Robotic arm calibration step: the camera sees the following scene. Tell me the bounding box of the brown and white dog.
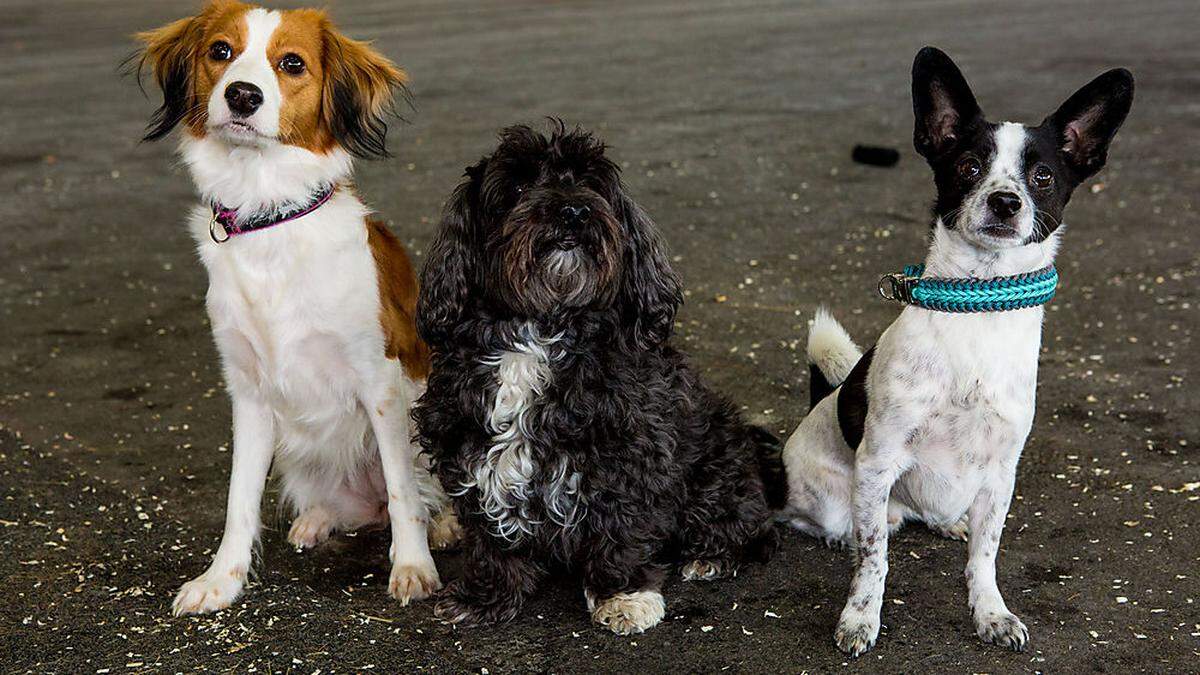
[133,0,459,616]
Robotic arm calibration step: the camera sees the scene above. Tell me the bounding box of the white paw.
[288,507,335,550]
[834,610,880,657]
[388,559,442,606]
[427,508,463,550]
[681,560,725,582]
[932,516,969,542]
[172,567,246,617]
[591,590,666,636]
[976,611,1029,651]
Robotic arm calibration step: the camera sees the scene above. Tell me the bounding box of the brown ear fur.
[133,1,250,140]
[133,15,205,140]
[321,28,407,159]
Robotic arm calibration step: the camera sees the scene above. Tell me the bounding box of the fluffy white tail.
[806,307,861,387]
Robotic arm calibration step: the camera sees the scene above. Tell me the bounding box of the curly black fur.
[413,123,784,629]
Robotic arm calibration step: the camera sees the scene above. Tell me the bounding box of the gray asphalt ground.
[1,0,1197,672]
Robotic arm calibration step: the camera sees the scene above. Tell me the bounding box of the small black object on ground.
[852,145,900,167]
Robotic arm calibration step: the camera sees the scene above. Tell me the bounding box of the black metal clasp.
[878,273,915,304]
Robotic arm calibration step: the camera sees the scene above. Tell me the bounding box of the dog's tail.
[806,307,862,409]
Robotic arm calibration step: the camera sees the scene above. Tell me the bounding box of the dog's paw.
[591,590,666,636]
[432,580,522,626]
[931,516,969,542]
[433,584,480,625]
[288,507,335,550]
[388,560,441,606]
[976,611,1029,651]
[427,508,463,550]
[681,559,727,582]
[834,612,880,657]
[172,567,246,617]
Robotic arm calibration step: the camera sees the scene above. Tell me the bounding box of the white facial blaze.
[969,122,1035,239]
[985,123,1029,196]
[207,9,283,139]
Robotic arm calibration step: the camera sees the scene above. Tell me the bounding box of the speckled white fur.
[784,124,1054,656]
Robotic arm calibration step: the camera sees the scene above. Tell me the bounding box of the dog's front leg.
[366,385,441,605]
[966,470,1028,651]
[834,445,909,656]
[583,539,666,636]
[172,392,275,616]
[435,530,543,625]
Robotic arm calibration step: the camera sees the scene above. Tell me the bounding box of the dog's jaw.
[924,215,1061,280]
[495,200,623,321]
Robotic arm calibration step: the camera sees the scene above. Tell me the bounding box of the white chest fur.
[189,191,392,471]
[462,330,581,542]
[874,306,1043,519]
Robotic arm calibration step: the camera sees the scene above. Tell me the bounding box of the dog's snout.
[224,81,264,117]
[560,204,591,225]
[986,191,1022,219]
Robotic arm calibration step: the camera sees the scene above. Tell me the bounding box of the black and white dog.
[413,123,784,635]
[782,48,1133,655]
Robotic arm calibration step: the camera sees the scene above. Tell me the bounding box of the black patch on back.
[836,345,875,451]
[809,363,835,410]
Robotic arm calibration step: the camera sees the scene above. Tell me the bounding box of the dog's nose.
[224,81,264,117]
[986,191,1022,219]
[560,204,591,225]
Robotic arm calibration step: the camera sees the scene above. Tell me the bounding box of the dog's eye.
[1030,165,1054,189]
[278,54,306,76]
[209,41,233,62]
[956,156,982,181]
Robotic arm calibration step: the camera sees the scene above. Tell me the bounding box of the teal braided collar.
[878,264,1058,313]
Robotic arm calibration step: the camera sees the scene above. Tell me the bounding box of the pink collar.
[208,184,336,243]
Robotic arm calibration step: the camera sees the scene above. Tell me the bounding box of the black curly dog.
[413,123,784,635]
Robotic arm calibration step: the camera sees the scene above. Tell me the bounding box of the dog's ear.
[1043,69,1134,180]
[417,162,484,346]
[132,14,205,141]
[321,25,407,159]
[912,46,982,159]
[617,195,683,349]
